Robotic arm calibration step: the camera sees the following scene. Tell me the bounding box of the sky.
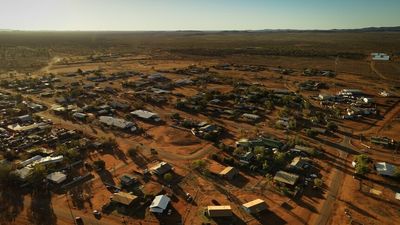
[0,0,399,31]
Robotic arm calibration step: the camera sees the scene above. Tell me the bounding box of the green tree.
[93,160,106,171]
[354,154,371,175]
[313,178,323,189]
[163,173,173,182]
[326,121,338,131]
[27,164,47,186]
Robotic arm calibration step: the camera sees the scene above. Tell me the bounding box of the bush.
[354,154,371,175]
[326,121,338,131]
[313,178,323,188]
[306,129,318,138]
[128,147,137,157]
[163,173,173,182]
[93,160,106,171]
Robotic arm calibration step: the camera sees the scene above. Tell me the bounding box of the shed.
[207,205,233,217]
[149,195,171,213]
[242,199,267,214]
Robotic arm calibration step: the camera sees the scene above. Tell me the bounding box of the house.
[119,174,137,187]
[17,115,32,123]
[375,162,397,177]
[19,155,43,167]
[219,166,238,180]
[242,113,260,121]
[46,172,67,184]
[318,94,334,101]
[207,205,233,217]
[111,192,138,207]
[149,195,171,213]
[273,171,299,186]
[242,199,267,214]
[130,110,161,122]
[72,112,87,120]
[338,89,364,97]
[292,145,315,155]
[99,116,136,132]
[289,157,311,170]
[371,53,390,61]
[150,162,172,176]
[14,167,33,180]
[361,97,374,104]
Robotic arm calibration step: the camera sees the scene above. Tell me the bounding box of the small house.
[150,162,172,176]
[273,171,299,186]
[120,174,137,187]
[130,110,161,122]
[375,162,397,177]
[111,192,138,207]
[149,195,171,213]
[207,205,232,217]
[46,172,67,184]
[242,199,267,214]
[219,166,238,180]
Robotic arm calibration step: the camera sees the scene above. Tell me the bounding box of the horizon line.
[1,25,400,33]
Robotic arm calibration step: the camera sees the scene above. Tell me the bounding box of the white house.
[149,195,171,213]
[375,162,397,177]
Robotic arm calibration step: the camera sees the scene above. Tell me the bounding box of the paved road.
[314,128,352,225]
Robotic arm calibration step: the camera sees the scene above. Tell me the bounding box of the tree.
[354,154,371,176]
[27,164,47,186]
[128,147,137,158]
[192,160,207,172]
[313,178,323,189]
[306,129,318,138]
[326,121,338,131]
[163,173,173,182]
[0,165,20,187]
[93,160,106,171]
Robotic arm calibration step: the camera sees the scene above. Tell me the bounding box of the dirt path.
[370,60,399,83]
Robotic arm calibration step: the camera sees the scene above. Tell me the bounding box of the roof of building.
[207,205,233,217]
[219,166,238,176]
[150,162,172,175]
[274,171,299,186]
[99,116,134,129]
[149,195,171,213]
[131,110,159,119]
[112,192,138,206]
[46,172,67,184]
[242,199,267,213]
[207,205,232,211]
[375,162,397,177]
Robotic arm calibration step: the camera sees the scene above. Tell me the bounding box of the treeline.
[171,48,365,59]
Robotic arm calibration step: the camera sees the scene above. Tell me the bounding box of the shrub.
[93,160,106,171]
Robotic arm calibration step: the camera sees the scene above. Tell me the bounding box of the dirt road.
[314,128,352,225]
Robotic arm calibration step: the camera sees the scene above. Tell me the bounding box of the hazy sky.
[1,0,399,30]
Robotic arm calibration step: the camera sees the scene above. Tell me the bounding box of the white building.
[371,53,390,61]
[149,195,171,213]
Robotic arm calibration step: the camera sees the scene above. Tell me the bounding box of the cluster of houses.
[317,89,378,119]
[0,92,99,188]
[206,198,268,218]
[212,63,266,72]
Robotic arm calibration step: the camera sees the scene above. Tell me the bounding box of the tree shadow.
[27,190,57,225]
[254,210,287,225]
[0,187,25,224]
